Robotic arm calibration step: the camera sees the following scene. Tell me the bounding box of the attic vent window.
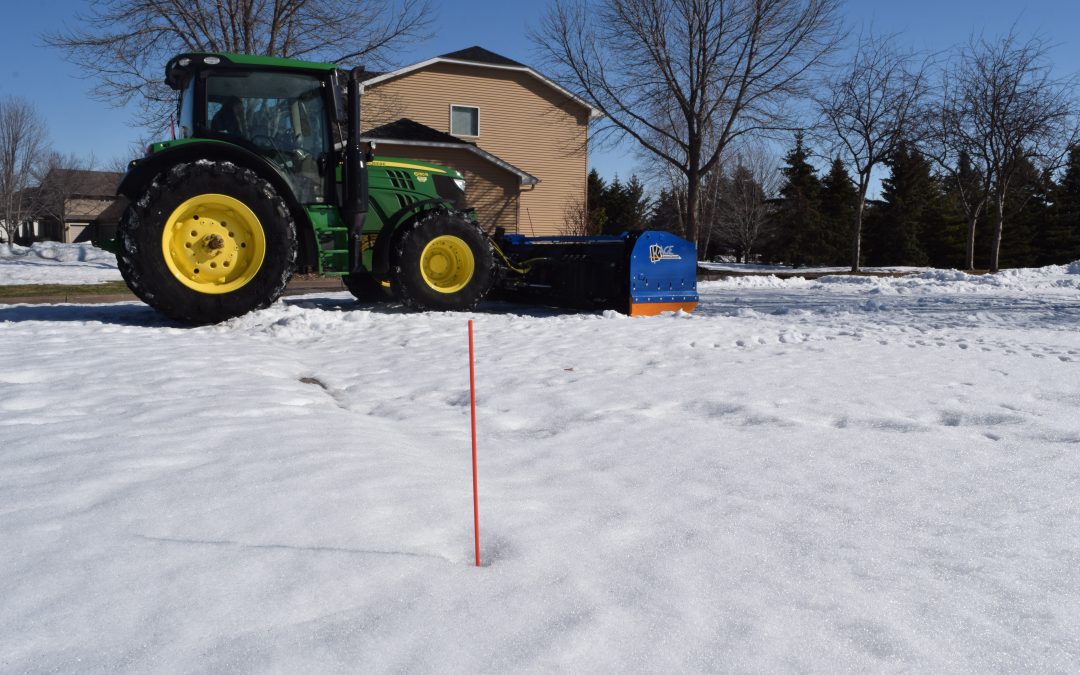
[450,105,479,137]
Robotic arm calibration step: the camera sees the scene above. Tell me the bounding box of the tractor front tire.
[390,212,495,311]
[117,161,297,324]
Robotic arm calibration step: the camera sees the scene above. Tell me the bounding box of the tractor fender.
[117,142,318,268]
[370,199,461,277]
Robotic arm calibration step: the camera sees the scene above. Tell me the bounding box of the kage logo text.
[649,243,682,263]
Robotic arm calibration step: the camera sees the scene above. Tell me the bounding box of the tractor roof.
[165,52,338,89]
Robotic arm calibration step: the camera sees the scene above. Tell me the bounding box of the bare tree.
[47,0,434,130]
[0,97,49,245]
[533,0,844,250]
[943,31,1079,272]
[715,148,781,262]
[924,108,990,270]
[817,32,930,271]
[562,195,592,235]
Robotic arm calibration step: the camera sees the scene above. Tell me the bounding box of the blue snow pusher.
[492,230,699,315]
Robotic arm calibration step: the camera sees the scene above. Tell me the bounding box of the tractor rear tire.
[343,271,391,302]
[117,161,297,324]
[390,211,495,311]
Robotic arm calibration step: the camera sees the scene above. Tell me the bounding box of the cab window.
[204,71,328,203]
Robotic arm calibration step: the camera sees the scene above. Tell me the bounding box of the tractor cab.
[167,54,337,204]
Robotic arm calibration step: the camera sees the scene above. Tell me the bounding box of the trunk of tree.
[851,182,868,272]
[989,192,1006,273]
[686,165,701,258]
[964,202,984,271]
[961,196,985,271]
[701,224,713,261]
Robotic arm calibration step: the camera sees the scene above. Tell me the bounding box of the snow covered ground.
[1,264,1079,671]
[0,242,121,285]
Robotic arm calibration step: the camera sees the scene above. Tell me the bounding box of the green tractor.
[107,53,698,324]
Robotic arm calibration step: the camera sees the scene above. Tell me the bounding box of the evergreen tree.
[770,133,822,266]
[998,158,1047,268]
[648,188,685,236]
[865,144,942,266]
[598,174,651,234]
[1042,146,1080,265]
[623,175,651,231]
[919,174,967,269]
[586,169,608,234]
[818,158,858,265]
[936,154,981,269]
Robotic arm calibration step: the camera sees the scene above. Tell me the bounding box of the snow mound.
[702,263,1080,298]
[701,275,814,289]
[0,241,114,264]
[916,269,974,282]
[0,242,120,285]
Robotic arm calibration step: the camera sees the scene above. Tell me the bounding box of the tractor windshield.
[204,71,328,203]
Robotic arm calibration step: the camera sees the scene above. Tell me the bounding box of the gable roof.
[439,46,526,68]
[362,46,599,119]
[364,118,468,146]
[42,169,123,197]
[362,118,539,186]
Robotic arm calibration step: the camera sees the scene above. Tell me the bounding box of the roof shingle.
[363,118,471,145]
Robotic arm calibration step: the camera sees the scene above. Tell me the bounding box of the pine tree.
[999,158,1047,268]
[770,133,822,266]
[866,144,941,266]
[648,189,684,236]
[935,155,980,269]
[818,158,857,265]
[919,175,967,269]
[586,169,608,234]
[623,175,651,231]
[1042,146,1080,265]
[598,174,651,234]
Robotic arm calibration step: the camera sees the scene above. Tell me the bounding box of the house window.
[450,105,479,137]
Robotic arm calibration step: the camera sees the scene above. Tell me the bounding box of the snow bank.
[1,271,1078,671]
[700,274,815,289]
[705,263,1080,297]
[0,242,120,285]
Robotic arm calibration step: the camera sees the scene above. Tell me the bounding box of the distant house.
[362,46,599,236]
[34,169,125,244]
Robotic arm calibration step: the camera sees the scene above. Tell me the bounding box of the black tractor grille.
[433,174,466,209]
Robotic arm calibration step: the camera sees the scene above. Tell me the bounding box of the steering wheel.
[251,134,280,156]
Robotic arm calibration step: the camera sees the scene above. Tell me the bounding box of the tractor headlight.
[454,178,466,193]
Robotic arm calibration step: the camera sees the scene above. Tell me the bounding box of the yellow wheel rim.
[161,194,266,294]
[420,235,475,294]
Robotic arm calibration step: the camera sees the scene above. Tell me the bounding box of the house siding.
[365,62,589,236]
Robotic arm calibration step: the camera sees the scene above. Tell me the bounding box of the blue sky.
[1,0,1078,180]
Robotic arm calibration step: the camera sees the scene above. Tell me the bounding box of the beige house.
[35,169,125,244]
[362,46,598,236]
